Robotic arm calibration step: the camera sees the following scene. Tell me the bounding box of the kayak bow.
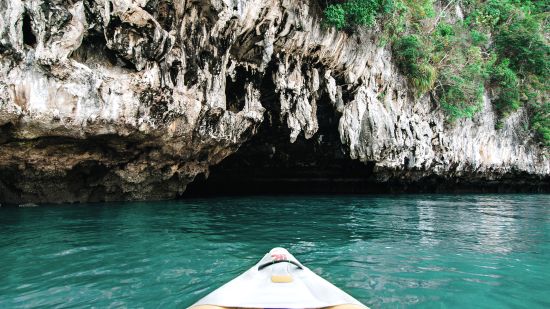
[189,247,368,309]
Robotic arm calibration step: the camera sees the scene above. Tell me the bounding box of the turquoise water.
[0,195,549,308]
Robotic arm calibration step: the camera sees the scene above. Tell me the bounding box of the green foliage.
[403,0,435,21]
[432,22,456,52]
[324,4,347,29]
[470,0,517,28]
[531,101,550,146]
[376,0,408,44]
[489,59,521,117]
[393,35,436,94]
[494,14,549,78]
[441,98,483,120]
[481,0,549,143]
[470,30,488,46]
[435,24,488,120]
[524,75,550,145]
[439,64,485,120]
[323,0,387,29]
[392,35,428,70]
[436,22,455,37]
[322,0,549,145]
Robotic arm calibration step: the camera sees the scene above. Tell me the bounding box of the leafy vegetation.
[393,35,436,95]
[323,0,389,29]
[322,0,550,146]
[489,59,521,119]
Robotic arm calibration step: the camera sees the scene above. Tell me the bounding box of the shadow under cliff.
[183,65,550,197]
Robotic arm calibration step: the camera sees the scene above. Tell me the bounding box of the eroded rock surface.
[0,0,548,203]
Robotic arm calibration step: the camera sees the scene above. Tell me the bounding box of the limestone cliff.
[0,0,548,203]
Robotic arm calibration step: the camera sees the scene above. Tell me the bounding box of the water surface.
[1,195,549,308]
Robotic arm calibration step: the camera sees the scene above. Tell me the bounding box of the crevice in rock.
[258,60,285,127]
[22,11,37,47]
[183,60,199,87]
[169,61,181,85]
[144,0,175,31]
[103,15,144,71]
[225,66,248,112]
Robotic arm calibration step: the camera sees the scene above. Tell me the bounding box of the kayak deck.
[188,248,369,309]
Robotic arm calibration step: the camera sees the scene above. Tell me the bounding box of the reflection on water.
[0,195,549,308]
[418,201,438,247]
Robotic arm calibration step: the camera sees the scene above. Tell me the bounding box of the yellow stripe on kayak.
[271,275,293,283]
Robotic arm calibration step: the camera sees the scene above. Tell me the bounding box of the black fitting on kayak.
[258,259,303,271]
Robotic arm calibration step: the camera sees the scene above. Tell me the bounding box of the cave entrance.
[183,65,379,196]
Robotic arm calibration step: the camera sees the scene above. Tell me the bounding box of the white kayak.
[189,248,368,309]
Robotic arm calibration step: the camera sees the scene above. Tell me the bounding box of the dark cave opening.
[0,123,14,145]
[184,64,381,196]
[70,32,120,67]
[22,11,37,47]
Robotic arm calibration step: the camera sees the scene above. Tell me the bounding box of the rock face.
[0,0,548,203]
